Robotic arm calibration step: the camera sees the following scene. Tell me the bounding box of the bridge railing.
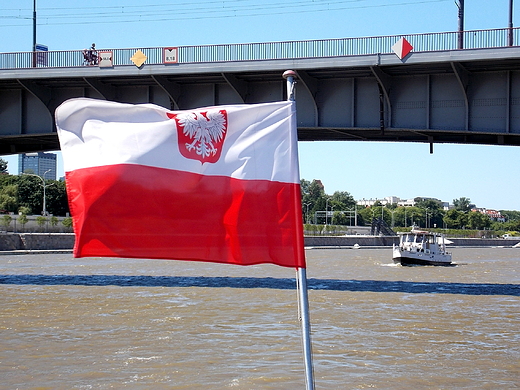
[1,27,519,70]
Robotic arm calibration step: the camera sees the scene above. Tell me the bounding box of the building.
[18,152,57,180]
[358,195,451,210]
[472,208,506,222]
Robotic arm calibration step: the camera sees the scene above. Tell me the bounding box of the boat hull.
[393,255,453,266]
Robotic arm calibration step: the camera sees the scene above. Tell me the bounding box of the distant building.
[472,208,506,222]
[358,195,451,210]
[357,196,400,207]
[18,152,57,180]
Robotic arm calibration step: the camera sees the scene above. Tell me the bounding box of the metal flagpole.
[282,69,315,390]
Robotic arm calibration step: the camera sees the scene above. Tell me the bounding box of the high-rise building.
[18,152,57,180]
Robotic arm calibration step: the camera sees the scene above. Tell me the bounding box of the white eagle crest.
[177,110,226,159]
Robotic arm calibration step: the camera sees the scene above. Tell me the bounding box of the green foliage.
[453,197,474,212]
[17,214,28,231]
[50,216,59,227]
[62,217,73,230]
[18,206,30,215]
[0,174,70,216]
[0,184,18,213]
[36,216,48,230]
[301,179,358,225]
[467,211,492,230]
[0,158,8,174]
[1,214,12,230]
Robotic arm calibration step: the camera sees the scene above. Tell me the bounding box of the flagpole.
[283,69,315,390]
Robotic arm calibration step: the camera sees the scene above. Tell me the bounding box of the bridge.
[1,28,520,154]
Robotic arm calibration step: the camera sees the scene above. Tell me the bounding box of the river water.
[0,247,518,389]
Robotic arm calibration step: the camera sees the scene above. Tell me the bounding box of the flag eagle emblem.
[168,109,228,164]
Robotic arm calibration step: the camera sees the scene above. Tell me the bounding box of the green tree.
[36,216,47,231]
[453,197,473,212]
[0,158,8,174]
[50,216,59,228]
[45,180,69,216]
[17,213,28,232]
[1,214,12,231]
[0,184,18,213]
[467,211,492,230]
[17,176,69,216]
[62,217,73,232]
[500,210,520,222]
[444,209,468,229]
[301,179,326,223]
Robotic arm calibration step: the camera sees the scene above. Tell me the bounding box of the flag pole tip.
[282,70,298,79]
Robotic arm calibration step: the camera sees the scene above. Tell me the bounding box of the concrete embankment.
[0,233,518,254]
[0,233,75,254]
[304,235,520,248]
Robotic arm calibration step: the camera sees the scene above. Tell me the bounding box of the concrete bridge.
[1,28,520,154]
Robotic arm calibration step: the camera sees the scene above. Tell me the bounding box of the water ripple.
[0,274,518,296]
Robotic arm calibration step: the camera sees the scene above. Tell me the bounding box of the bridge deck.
[1,29,520,154]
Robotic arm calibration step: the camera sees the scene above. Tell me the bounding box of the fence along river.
[0,247,518,389]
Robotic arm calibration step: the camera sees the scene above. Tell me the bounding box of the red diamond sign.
[392,37,413,60]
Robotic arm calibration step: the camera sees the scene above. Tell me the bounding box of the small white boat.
[393,229,452,266]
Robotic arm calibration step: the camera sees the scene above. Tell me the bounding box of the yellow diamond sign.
[130,50,147,67]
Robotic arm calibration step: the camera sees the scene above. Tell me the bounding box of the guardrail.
[1,27,519,70]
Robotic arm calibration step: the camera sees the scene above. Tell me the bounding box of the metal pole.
[509,0,514,46]
[33,0,37,67]
[297,267,315,390]
[282,69,315,390]
[22,169,52,216]
[42,169,51,216]
[457,0,464,49]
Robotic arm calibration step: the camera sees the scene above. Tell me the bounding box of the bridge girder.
[1,47,520,154]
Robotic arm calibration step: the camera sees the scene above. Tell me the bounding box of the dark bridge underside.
[0,127,516,156]
[2,47,520,154]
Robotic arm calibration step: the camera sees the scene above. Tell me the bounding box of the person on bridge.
[83,43,98,66]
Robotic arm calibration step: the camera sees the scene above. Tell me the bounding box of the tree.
[0,158,8,174]
[330,191,356,210]
[62,217,73,232]
[1,215,12,231]
[444,209,467,229]
[17,175,69,216]
[0,184,18,213]
[453,197,473,212]
[36,216,47,231]
[17,214,28,232]
[301,179,326,223]
[467,211,492,230]
[45,180,69,216]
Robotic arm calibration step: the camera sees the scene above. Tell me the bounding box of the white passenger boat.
[393,229,452,266]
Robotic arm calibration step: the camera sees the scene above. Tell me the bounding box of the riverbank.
[0,233,518,255]
[304,235,520,248]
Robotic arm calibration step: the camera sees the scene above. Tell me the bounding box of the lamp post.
[32,0,37,67]
[22,169,53,216]
[325,197,330,225]
[303,202,312,224]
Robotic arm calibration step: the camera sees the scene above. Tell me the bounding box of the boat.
[392,228,452,266]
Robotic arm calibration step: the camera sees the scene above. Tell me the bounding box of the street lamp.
[22,169,54,216]
[303,202,312,224]
[325,197,330,225]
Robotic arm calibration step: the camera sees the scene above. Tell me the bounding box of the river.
[0,247,518,389]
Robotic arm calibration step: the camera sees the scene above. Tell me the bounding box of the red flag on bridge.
[55,98,305,268]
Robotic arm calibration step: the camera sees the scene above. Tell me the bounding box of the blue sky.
[1,0,519,210]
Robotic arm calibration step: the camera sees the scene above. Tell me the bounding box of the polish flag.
[56,98,305,268]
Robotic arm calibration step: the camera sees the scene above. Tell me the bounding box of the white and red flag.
[55,98,305,268]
